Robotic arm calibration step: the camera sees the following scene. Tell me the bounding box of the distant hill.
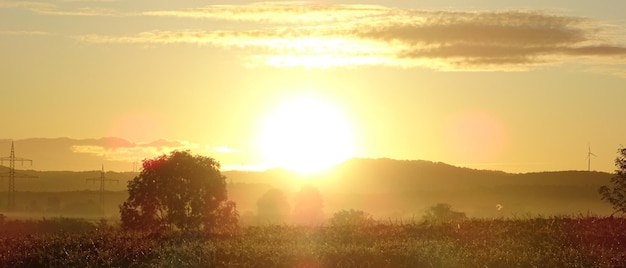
[215,158,613,193]
[0,166,135,192]
[0,157,612,192]
[321,158,612,193]
[0,158,615,217]
[222,158,615,217]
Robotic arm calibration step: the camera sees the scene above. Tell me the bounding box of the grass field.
[1,216,625,267]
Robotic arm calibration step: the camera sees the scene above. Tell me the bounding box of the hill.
[323,158,611,192]
[0,158,615,218]
[0,158,611,192]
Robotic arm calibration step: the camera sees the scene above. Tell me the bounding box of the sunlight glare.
[258,95,355,174]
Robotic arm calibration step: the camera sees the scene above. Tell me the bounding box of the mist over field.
[0,157,613,222]
[2,0,626,265]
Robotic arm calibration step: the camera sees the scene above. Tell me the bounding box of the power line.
[0,141,37,211]
[86,164,118,215]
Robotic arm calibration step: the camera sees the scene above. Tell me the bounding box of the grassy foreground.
[1,217,625,267]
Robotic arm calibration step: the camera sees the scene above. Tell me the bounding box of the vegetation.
[256,188,291,224]
[422,203,467,224]
[119,150,238,232]
[1,216,625,267]
[328,209,376,227]
[2,158,613,219]
[2,150,623,266]
[599,146,626,215]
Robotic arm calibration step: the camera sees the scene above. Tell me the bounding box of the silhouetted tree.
[293,185,324,225]
[256,188,291,224]
[119,150,238,231]
[328,209,376,227]
[599,146,626,215]
[422,203,466,224]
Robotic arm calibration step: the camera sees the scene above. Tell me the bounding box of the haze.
[2,0,626,174]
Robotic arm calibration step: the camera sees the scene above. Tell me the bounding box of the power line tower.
[132,158,139,173]
[0,141,36,211]
[86,164,118,215]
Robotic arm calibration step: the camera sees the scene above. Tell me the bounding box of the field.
[1,216,625,267]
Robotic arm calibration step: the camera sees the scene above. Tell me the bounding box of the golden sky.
[1,0,626,173]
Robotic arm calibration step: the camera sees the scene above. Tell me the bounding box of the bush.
[328,209,376,227]
[422,203,467,224]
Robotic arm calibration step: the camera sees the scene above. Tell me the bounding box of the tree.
[256,188,291,225]
[328,209,376,227]
[119,150,238,231]
[422,203,467,224]
[599,146,626,215]
[293,185,324,226]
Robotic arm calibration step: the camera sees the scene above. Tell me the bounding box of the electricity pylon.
[132,158,139,173]
[0,141,36,211]
[86,164,118,214]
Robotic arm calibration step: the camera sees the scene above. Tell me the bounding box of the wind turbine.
[587,143,596,172]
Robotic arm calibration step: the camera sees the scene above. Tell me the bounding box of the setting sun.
[257,94,355,174]
[3,0,626,265]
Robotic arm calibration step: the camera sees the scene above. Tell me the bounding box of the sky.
[1,0,626,173]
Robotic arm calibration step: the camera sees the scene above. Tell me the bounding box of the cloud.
[60,0,118,2]
[139,139,185,148]
[0,1,121,16]
[213,146,242,153]
[142,2,388,24]
[0,30,51,36]
[70,138,199,162]
[76,2,626,71]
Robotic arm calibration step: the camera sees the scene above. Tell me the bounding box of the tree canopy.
[256,188,291,225]
[599,146,626,215]
[328,209,376,227]
[119,150,238,231]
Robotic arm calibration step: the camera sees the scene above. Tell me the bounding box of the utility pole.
[133,158,139,173]
[0,141,36,211]
[86,164,118,215]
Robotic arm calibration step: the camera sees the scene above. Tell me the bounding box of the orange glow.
[444,111,507,163]
[107,112,166,142]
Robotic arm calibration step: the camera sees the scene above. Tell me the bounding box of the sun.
[257,95,355,175]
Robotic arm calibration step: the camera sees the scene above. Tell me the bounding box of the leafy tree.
[328,209,376,227]
[257,188,291,225]
[599,146,626,215]
[119,150,238,231]
[422,203,467,224]
[293,185,324,226]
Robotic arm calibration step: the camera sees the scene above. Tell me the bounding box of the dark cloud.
[566,45,626,56]
[77,2,626,71]
[360,11,589,46]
